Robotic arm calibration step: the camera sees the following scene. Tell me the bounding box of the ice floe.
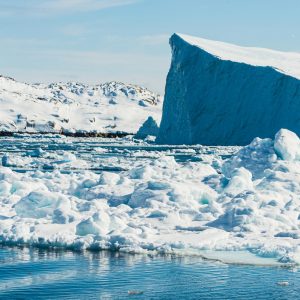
[0,129,300,265]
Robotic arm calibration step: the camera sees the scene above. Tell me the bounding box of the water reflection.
[0,246,299,299]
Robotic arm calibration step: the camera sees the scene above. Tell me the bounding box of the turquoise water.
[0,246,299,300]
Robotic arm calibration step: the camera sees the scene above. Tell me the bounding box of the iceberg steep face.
[157,34,300,145]
[135,116,159,139]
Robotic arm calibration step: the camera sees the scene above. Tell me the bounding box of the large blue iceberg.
[157,33,300,145]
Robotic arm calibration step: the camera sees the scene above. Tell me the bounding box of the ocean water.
[0,246,299,300]
[0,134,238,173]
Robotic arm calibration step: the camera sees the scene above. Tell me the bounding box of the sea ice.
[274,129,300,161]
[0,129,300,265]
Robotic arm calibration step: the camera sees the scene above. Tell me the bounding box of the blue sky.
[1,0,300,93]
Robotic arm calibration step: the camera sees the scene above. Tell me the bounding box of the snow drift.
[157,33,300,145]
[0,76,162,135]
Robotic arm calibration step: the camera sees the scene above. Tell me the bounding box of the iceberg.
[135,116,159,139]
[157,33,300,145]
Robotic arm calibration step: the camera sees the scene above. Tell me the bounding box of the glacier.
[0,76,162,135]
[157,33,300,145]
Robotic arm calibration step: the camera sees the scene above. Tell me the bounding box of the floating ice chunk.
[94,147,108,153]
[128,188,159,208]
[15,191,68,219]
[274,231,300,239]
[99,172,120,185]
[76,211,110,236]
[223,137,276,179]
[153,155,178,168]
[61,152,77,162]
[129,165,153,180]
[128,290,144,295]
[26,148,44,157]
[147,181,171,190]
[52,208,75,224]
[76,217,101,236]
[2,155,10,167]
[277,281,289,286]
[147,210,168,218]
[135,116,159,139]
[81,179,97,189]
[42,164,56,170]
[224,167,253,195]
[144,135,156,143]
[0,181,11,196]
[129,156,177,180]
[274,129,300,161]
[109,215,127,232]
[208,206,254,231]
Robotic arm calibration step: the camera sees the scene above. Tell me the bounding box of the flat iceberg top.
[176,33,300,80]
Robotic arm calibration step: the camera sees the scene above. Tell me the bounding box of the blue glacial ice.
[158,33,300,145]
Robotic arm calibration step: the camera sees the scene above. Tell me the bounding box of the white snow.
[177,33,300,80]
[0,129,300,265]
[274,129,300,161]
[0,77,162,134]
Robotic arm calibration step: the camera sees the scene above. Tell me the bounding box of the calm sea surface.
[0,246,299,300]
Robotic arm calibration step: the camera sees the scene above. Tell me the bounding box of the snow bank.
[157,33,300,145]
[1,129,300,265]
[0,77,162,134]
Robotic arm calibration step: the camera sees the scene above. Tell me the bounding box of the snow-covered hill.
[0,76,162,135]
[157,33,300,145]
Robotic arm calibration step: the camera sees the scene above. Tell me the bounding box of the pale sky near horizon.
[1,0,300,93]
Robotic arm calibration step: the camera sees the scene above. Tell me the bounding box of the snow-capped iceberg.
[157,33,300,145]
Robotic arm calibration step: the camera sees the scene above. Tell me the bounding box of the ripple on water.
[0,246,299,300]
